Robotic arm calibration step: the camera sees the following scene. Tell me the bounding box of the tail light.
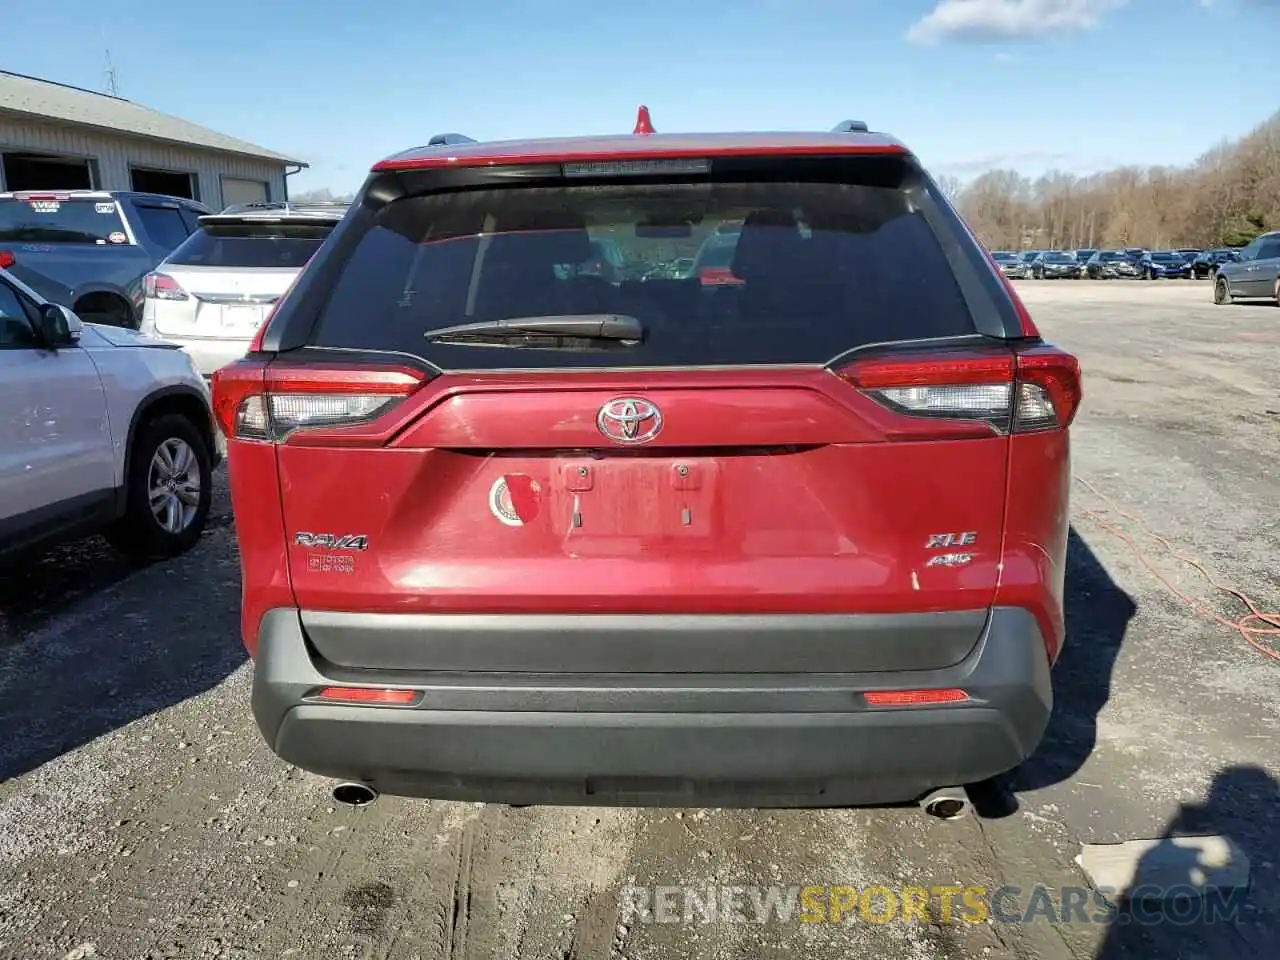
[143,272,189,301]
[211,361,428,444]
[840,347,1081,437]
[0,250,14,270]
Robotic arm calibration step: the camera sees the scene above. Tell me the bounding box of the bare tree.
[290,187,356,203]
[951,110,1280,250]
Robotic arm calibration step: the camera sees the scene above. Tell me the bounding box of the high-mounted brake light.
[840,347,1080,436]
[142,272,188,301]
[562,158,709,178]
[0,250,14,270]
[211,362,428,443]
[634,104,655,135]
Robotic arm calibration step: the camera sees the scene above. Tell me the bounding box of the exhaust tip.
[920,787,970,821]
[333,782,378,807]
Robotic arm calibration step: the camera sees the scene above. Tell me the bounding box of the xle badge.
[489,475,541,527]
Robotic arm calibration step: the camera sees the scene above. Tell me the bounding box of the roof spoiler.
[831,120,870,133]
[217,200,350,216]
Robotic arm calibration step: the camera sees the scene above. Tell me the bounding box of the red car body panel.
[269,365,1009,618]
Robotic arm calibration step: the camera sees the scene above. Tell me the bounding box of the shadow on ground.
[968,525,1138,817]
[1093,764,1276,959]
[0,528,245,782]
[0,536,144,642]
[0,467,233,642]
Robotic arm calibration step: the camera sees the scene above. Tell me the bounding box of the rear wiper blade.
[425,314,644,343]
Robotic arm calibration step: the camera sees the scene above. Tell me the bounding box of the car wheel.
[105,413,213,561]
[1213,277,1230,305]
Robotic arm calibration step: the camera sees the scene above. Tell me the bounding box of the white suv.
[138,202,347,375]
[0,266,218,562]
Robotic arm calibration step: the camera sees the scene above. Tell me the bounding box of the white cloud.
[933,150,1073,176]
[994,51,1017,61]
[907,0,1129,43]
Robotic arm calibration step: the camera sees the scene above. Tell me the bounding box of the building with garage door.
[0,71,305,209]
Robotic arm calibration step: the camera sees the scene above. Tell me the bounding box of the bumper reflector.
[311,686,420,705]
[864,688,969,707]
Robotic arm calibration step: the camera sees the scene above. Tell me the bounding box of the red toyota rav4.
[213,112,1080,812]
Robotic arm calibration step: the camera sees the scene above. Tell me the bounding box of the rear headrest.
[731,210,805,282]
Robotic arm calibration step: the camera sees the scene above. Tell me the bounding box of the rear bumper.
[251,607,1053,807]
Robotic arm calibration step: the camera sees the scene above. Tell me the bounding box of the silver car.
[138,202,347,374]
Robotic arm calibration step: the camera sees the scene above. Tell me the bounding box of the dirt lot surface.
[2,280,1277,960]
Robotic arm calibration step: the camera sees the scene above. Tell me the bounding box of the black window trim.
[259,154,1030,359]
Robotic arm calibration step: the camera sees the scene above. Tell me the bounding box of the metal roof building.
[0,71,306,209]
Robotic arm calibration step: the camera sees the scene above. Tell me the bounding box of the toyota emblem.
[597,397,662,444]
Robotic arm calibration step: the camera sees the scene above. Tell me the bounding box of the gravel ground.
[1,279,1276,960]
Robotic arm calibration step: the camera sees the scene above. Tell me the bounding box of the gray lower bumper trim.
[251,606,1052,807]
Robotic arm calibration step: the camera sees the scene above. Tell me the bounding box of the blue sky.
[2,0,1277,194]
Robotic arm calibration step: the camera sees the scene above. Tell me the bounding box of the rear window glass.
[309,179,976,368]
[0,198,129,244]
[166,222,332,268]
[134,204,190,250]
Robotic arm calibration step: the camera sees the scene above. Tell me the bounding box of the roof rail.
[831,120,869,133]
[427,133,478,147]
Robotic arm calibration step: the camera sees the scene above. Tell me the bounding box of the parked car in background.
[1085,250,1142,279]
[1175,248,1202,263]
[991,250,1029,278]
[1017,250,1042,269]
[214,115,1080,812]
[1139,250,1191,280]
[137,201,347,375]
[1213,231,1280,305]
[0,190,213,329]
[1073,249,1098,268]
[1030,250,1083,279]
[1190,248,1240,279]
[0,264,217,562]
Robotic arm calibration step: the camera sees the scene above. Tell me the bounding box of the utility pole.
[101,27,120,96]
[103,48,120,96]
